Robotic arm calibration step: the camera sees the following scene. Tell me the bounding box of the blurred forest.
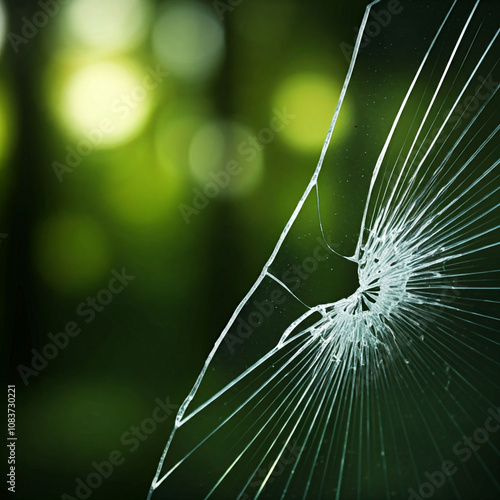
[2,0,376,498]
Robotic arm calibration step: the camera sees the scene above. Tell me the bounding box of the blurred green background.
[1,0,373,498]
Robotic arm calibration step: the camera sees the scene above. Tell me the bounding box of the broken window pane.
[148,1,500,498]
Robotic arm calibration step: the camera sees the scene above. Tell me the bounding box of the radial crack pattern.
[148,1,500,499]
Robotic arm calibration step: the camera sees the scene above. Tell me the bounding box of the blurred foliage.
[1,0,372,499]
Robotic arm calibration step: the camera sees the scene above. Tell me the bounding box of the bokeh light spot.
[272,72,351,152]
[188,121,263,197]
[61,0,151,54]
[50,59,156,148]
[155,106,209,177]
[34,213,111,294]
[152,1,224,83]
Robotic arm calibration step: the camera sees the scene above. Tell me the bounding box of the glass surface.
[148,1,500,499]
